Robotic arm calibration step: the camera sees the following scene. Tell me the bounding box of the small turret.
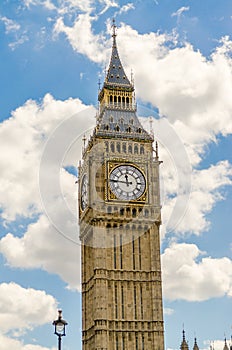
[223,338,229,350]
[193,337,199,350]
[180,330,189,350]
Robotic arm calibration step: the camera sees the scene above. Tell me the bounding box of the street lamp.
[53,310,68,350]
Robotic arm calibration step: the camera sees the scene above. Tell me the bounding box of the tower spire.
[96,22,153,142]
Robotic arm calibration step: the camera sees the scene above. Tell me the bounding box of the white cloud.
[118,3,135,14]
[164,308,174,316]
[0,16,20,33]
[171,6,190,19]
[23,0,118,15]
[0,94,96,290]
[0,214,81,290]
[0,16,28,50]
[98,0,119,15]
[53,13,109,63]
[162,243,232,301]
[0,93,91,221]
[115,25,232,143]
[0,282,57,334]
[162,160,232,235]
[0,333,56,350]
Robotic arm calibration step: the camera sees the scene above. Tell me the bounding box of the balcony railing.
[100,101,137,113]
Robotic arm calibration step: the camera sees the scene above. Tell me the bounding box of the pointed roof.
[180,330,189,350]
[223,338,229,350]
[193,338,199,350]
[95,20,153,142]
[104,20,133,89]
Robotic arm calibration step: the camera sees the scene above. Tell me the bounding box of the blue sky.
[0,1,232,350]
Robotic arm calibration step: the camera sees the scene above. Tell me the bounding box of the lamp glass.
[56,322,65,335]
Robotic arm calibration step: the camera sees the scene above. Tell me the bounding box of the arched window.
[128,144,132,153]
[122,143,126,153]
[140,145,144,154]
[134,145,138,154]
[110,95,113,103]
[132,208,136,217]
[120,208,124,216]
[116,143,120,152]
[111,142,115,152]
[118,96,121,103]
[114,95,117,103]
[115,125,120,132]
[127,127,131,133]
[126,97,129,104]
[105,141,109,152]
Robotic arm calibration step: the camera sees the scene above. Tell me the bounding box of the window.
[114,235,117,269]
[134,286,137,319]
[120,235,123,269]
[121,285,124,318]
[140,145,144,154]
[134,145,138,154]
[140,285,143,318]
[115,285,118,319]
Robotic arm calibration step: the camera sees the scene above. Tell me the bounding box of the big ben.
[79,21,165,350]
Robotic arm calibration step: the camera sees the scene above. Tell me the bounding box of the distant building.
[180,330,232,350]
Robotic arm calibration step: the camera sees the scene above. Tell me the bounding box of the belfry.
[78,21,165,350]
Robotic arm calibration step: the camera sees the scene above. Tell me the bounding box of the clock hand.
[110,179,132,185]
[125,174,129,187]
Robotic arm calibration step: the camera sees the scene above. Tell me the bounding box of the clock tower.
[79,22,165,350]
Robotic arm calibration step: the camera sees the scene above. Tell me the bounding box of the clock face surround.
[81,174,88,211]
[109,164,146,201]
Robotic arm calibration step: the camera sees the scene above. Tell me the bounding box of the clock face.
[81,174,88,210]
[109,164,146,201]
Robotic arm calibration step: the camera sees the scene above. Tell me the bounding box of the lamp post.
[53,310,68,350]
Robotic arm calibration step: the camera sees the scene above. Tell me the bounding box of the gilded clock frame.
[106,160,148,203]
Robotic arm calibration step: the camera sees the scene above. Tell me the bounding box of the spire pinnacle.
[112,18,117,38]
